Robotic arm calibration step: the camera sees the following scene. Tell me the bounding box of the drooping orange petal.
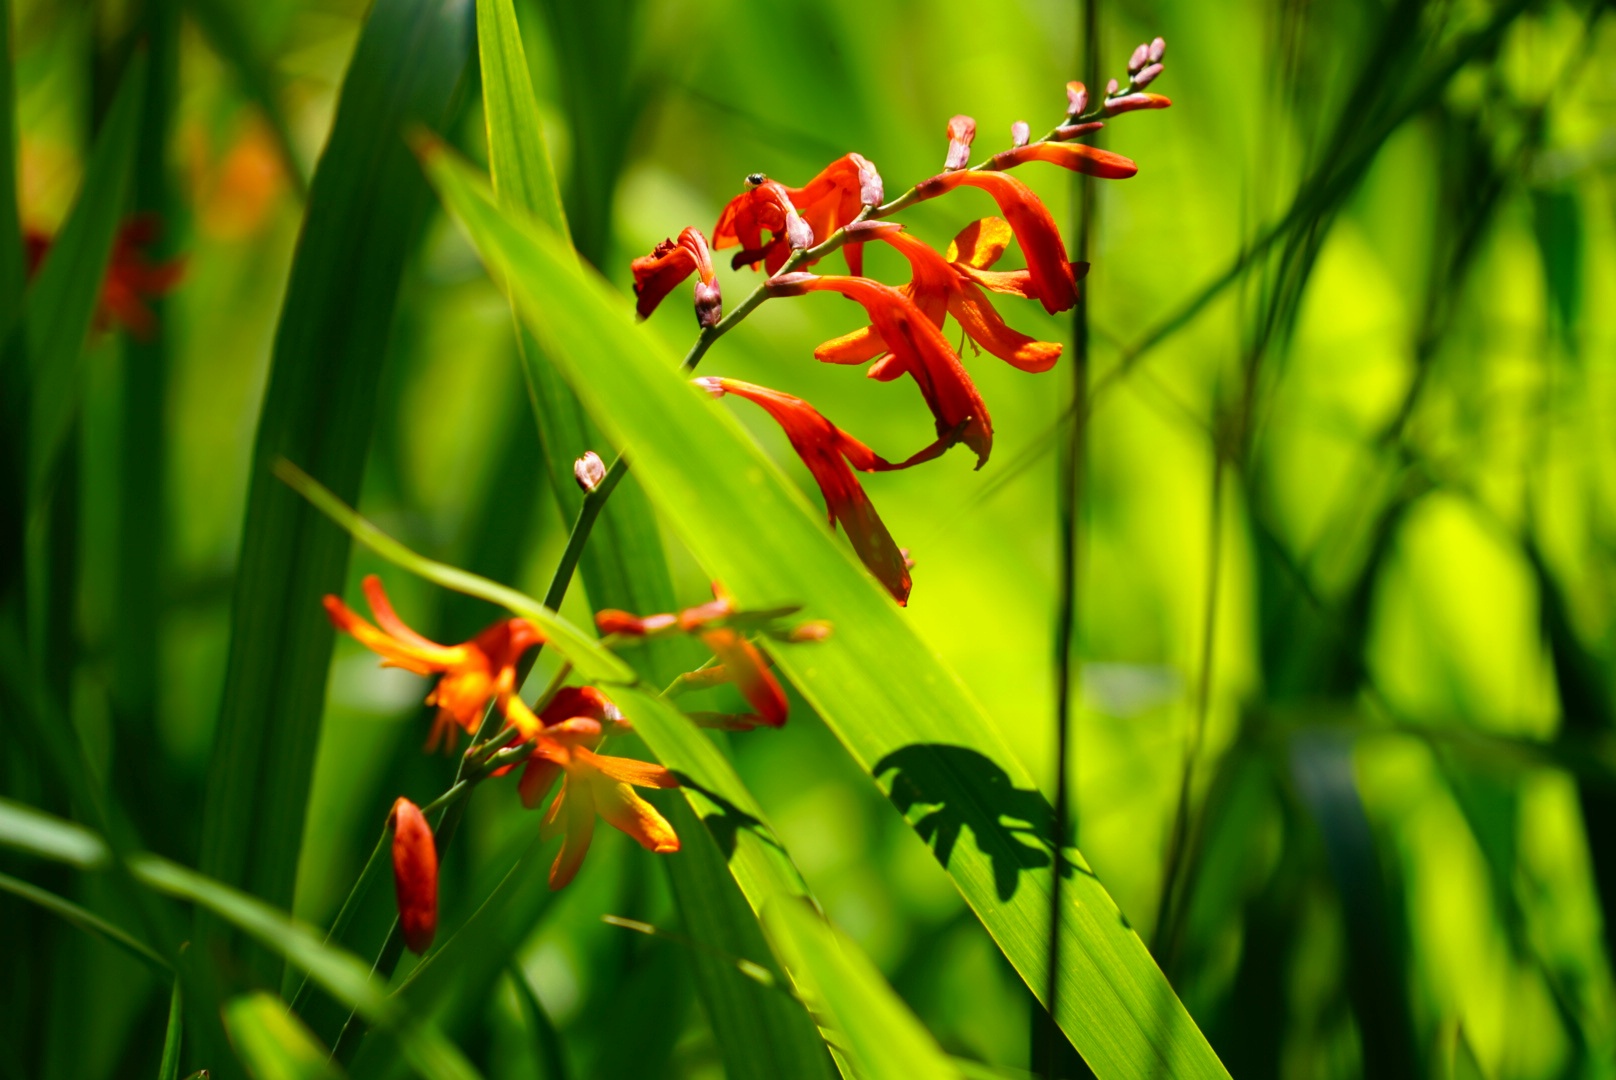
[985,141,1139,179]
[769,273,993,466]
[911,171,1076,315]
[576,747,679,789]
[814,324,889,365]
[701,627,790,724]
[946,217,1015,269]
[589,773,680,853]
[547,777,596,889]
[390,798,438,954]
[947,284,1063,372]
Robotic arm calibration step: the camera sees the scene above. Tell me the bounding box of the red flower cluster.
[26,216,184,339]
[631,56,1170,603]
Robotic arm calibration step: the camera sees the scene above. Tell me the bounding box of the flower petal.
[945,217,1015,269]
[590,774,680,853]
[986,141,1138,180]
[577,747,679,788]
[912,171,1077,315]
[548,778,596,889]
[948,284,1063,372]
[814,325,888,365]
[519,756,563,809]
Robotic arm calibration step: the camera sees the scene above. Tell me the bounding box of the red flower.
[783,153,885,275]
[814,220,1077,375]
[597,596,791,725]
[513,686,679,889]
[698,377,914,605]
[324,575,544,753]
[631,227,722,327]
[767,271,993,467]
[910,170,1078,314]
[711,178,813,274]
[26,215,184,339]
[390,798,438,954]
[982,140,1138,179]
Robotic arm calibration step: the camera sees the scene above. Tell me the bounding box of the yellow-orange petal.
[390,798,438,954]
[948,285,1063,373]
[361,575,452,656]
[590,774,680,853]
[945,217,1014,269]
[814,325,888,365]
[577,747,679,789]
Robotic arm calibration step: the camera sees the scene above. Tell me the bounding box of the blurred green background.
[3,0,1614,1076]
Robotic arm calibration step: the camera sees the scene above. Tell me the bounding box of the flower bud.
[391,798,438,955]
[693,279,722,328]
[944,114,976,171]
[573,451,606,492]
[693,376,727,398]
[1052,121,1105,141]
[851,152,884,207]
[1011,121,1031,148]
[785,209,814,250]
[1103,92,1172,116]
[1148,36,1166,63]
[1105,78,1120,97]
[1128,43,1150,74]
[1135,62,1164,88]
[1065,81,1088,118]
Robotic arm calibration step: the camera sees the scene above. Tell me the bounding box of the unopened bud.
[693,376,727,399]
[693,280,722,328]
[1135,62,1164,88]
[391,798,438,955]
[574,451,606,492]
[1066,81,1088,117]
[1011,121,1031,148]
[1128,43,1150,74]
[944,114,976,170]
[788,620,833,643]
[1103,92,1172,116]
[1148,36,1166,63]
[785,209,814,250]
[1106,78,1120,97]
[1053,121,1105,141]
[851,153,884,207]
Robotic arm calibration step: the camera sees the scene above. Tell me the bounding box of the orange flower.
[698,377,914,605]
[391,798,439,954]
[910,170,1078,315]
[768,271,993,467]
[711,177,813,274]
[783,153,884,275]
[815,220,1079,375]
[27,215,184,339]
[513,687,679,889]
[597,597,791,725]
[631,226,722,327]
[324,575,544,753]
[982,140,1138,179]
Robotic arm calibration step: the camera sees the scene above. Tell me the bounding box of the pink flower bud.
[1105,78,1120,96]
[1128,43,1149,73]
[851,152,884,207]
[785,209,814,250]
[1135,62,1164,88]
[944,114,976,171]
[1103,92,1172,116]
[1052,121,1105,141]
[1065,81,1088,117]
[1011,121,1030,148]
[1149,36,1166,63]
[693,376,727,398]
[693,279,722,328]
[573,451,606,492]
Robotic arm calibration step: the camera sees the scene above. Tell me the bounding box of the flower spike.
[631,227,722,327]
[700,377,915,604]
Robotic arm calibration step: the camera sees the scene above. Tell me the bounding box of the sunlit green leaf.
[223,993,346,1080]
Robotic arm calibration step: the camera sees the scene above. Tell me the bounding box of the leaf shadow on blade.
[875,744,1088,906]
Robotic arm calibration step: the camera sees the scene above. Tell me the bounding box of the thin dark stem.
[1043,3,1098,1075]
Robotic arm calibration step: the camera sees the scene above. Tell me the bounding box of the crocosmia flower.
[768,270,993,467]
[597,596,791,725]
[324,575,544,752]
[631,227,722,327]
[390,797,438,954]
[984,141,1137,178]
[514,687,679,889]
[911,170,1079,314]
[27,215,184,339]
[814,220,1073,375]
[698,377,914,604]
[712,177,813,273]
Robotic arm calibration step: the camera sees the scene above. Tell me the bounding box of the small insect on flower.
[712,179,814,273]
[390,798,438,954]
